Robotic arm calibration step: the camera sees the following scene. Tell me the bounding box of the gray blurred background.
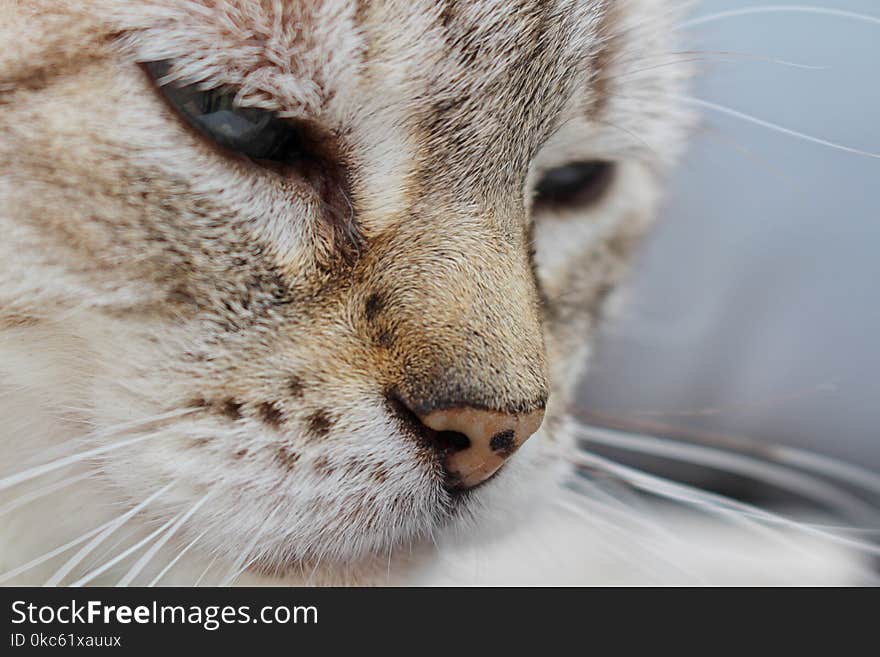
[578,0,880,485]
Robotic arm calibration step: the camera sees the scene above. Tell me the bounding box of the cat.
[0,0,873,586]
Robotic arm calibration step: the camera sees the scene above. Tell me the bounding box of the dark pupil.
[534,161,614,208]
[145,61,299,162]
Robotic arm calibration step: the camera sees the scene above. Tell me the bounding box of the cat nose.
[417,405,545,489]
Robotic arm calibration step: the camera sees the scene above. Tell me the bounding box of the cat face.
[0,0,692,579]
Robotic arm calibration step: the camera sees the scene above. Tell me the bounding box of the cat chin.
[228,438,569,585]
[186,434,572,586]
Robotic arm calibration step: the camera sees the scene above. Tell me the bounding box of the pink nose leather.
[418,406,545,488]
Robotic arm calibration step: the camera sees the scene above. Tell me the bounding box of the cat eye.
[533,161,615,210]
[144,61,301,163]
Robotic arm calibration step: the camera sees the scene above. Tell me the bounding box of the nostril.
[430,430,471,454]
[489,429,516,456]
[387,394,470,455]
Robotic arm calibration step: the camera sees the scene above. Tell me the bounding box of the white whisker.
[220,505,282,586]
[1,434,152,493]
[697,125,801,185]
[0,491,159,584]
[193,554,219,587]
[569,473,685,545]
[569,463,829,568]
[148,529,208,587]
[672,49,829,70]
[682,5,880,29]
[13,407,194,474]
[616,50,829,84]
[0,521,111,584]
[681,96,880,159]
[569,449,880,557]
[574,413,880,497]
[774,447,880,498]
[571,421,880,522]
[0,408,197,491]
[0,469,95,518]
[70,512,183,587]
[82,524,143,576]
[43,482,174,586]
[115,491,213,586]
[224,554,261,587]
[554,494,709,583]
